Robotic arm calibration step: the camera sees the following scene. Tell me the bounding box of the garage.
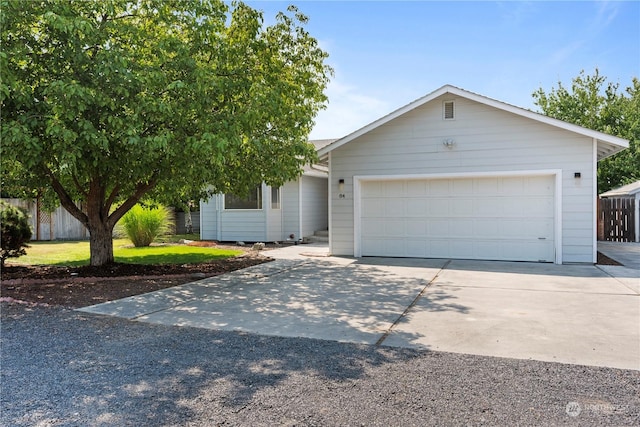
[358,175,556,262]
[319,85,629,264]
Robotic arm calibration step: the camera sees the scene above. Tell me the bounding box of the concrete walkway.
[598,241,640,269]
[79,244,640,370]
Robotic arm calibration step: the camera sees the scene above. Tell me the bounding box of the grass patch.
[7,238,242,267]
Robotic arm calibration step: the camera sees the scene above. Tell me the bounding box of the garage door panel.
[360,175,555,262]
[384,181,404,197]
[429,180,450,195]
[384,220,405,235]
[361,198,384,214]
[449,220,474,237]
[406,199,429,216]
[406,220,428,236]
[406,180,428,197]
[429,199,450,215]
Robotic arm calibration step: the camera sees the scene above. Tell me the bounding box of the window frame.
[224,186,263,210]
[270,186,281,210]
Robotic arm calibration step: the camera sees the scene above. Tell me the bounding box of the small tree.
[0,201,32,266]
[533,70,639,192]
[118,204,173,247]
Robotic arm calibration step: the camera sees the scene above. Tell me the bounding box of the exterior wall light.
[443,138,455,148]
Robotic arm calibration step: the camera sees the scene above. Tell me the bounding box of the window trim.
[224,186,263,210]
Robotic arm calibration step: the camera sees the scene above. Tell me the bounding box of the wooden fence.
[1,198,88,241]
[598,198,636,242]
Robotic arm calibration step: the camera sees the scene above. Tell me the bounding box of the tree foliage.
[0,201,32,266]
[533,70,639,192]
[1,0,332,265]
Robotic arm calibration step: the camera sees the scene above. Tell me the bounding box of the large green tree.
[1,0,331,265]
[533,70,639,192]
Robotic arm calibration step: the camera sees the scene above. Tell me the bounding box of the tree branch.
[108,173,160,227]
[104,183,121,213]
[71,172,88,196]
[44,166,89,227]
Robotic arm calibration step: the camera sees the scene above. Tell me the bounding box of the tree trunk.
[88,220,115,266]
[184,204,193,234]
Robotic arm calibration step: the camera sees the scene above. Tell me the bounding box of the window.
[443,100,455,120]
[271,187,281,209]
[225,186,262,210]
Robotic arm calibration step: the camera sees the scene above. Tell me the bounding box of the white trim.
[328,152,333,252]
[318,85,628,160]
[298,177,303,241]
[353,169,563,264]
[635,198,640,242]
[263,183,268,240]
[555,171,563,265]
[216,194,222,241]
[592,138,598,264]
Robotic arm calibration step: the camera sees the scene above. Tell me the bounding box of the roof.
[310,139,338,150]
[600,180,640,198]
[317,85,629,161]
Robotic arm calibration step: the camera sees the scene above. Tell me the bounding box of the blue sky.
[246,1,640,139]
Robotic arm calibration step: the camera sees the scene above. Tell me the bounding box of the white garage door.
[360,175,555,262]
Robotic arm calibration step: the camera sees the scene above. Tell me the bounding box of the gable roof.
[600,180,640,197]
[317,84,629,161]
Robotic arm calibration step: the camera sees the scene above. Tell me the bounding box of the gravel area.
[2,303,639,426]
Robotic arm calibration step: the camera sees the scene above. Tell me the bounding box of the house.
[199,140,334,243]
[599,180,640,242]
[317,85,628,264]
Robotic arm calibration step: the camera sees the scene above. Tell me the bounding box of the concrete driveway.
[80,244,640,370]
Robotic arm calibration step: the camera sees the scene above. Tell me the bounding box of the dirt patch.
[1,252,272,309]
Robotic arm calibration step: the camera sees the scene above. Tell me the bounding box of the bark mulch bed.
[1,251,272,309]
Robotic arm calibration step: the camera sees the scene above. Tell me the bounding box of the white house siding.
[200,191,268,242]
[300,175,328,238]
[219,209,266,242]
[199,196,219,240]
[281,179,301,241]
[330,95,595,263]
[266,185,283,241]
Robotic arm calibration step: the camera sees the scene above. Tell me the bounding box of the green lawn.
[8,238,242,267]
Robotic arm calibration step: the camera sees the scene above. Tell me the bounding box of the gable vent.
[443,100,455,120]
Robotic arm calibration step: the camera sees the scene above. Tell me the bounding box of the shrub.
[1,201,32,266]
[118,204,173,247]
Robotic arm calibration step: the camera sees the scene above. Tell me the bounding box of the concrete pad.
[383,260,640,371]
[597,265,640,294]
[78,259,310,319]
[83,255,447,345]
[78,244,640,371]
[598,242,640,270]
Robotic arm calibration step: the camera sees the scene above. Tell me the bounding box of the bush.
[1,201,32,266]
[118,204,173,247]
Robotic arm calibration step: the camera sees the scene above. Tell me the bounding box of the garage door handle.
[538,237,546,240]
